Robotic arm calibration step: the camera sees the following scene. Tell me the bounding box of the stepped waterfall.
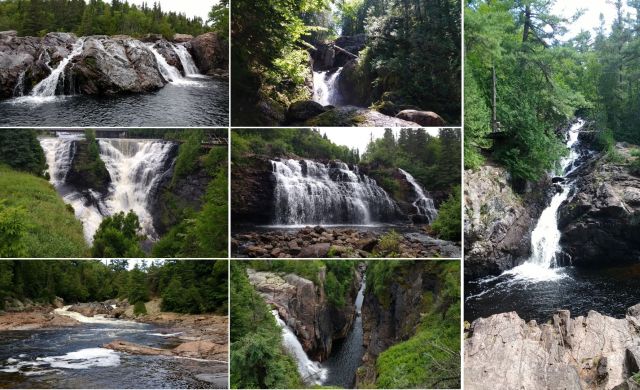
[40,134,176,243]
[313,68,343,106]
[398,168,438,223]
[271,159,401,225]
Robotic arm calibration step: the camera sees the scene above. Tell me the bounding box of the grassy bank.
[0,165,89,257]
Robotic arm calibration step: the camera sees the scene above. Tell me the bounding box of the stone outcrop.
[71,36,166,95]
[558,143,640,267]
[312,34,366,71]
[189,32,228,74]
[464,164,551,278]
[233,226,460,259]
[304,105,420,127]
[286,100,328,124]
[395,109,446,126]
[230,155,277,225]
[247,267,362,361]
[65,139,112,194]
[465,305,640,390]
[0,31,79,98]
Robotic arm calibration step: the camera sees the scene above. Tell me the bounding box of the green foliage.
[463,70,491,170]
[172,130,204,184]
[232,129,360,165]
[372,230,402,258]
[0,200,29,258]
[230,262,304,389]
[0,0,214,39]
[153,145,228,258]
[208,0,229,41]
[67,130,110,190]
[432,186,462,242]
[629,150,640,176]
[133,301,147,315]
[0,130,46,175]
[0,260,226,315]
[368,261,461,388]
[362,128,461,193]
[0,165,88,258]
[91,211,146,258]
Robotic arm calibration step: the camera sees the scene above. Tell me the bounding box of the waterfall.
[147,44,196,86]
[313,67,343,106]
[272,310,327,385]
[13,71,26,97]
[172,43,201,76]
[506,120,586,281]
[29,38,85,98]
[398,168,438,223]
[39,134,175,243]
[271,159,401,226]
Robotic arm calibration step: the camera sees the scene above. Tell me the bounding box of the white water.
[147,44,198,86]
[172,43,202,77]
[40,134,175,243]
[271,159,400,225]
[25,39,85,102]
[54,306,139,326]
[0,348,120,375]
[313,67,343,106]
[505,120,586,282]
[398,168,438,223]
[272,310,327,385]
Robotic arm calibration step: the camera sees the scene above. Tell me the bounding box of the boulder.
[305,105,420,127]
[287,100,327,123]
[395,109,446,126]
[299,243,331,258]
[71,36,166,95]
[190,32,227,74]
[141,33,164,42]
[172,34,193,43]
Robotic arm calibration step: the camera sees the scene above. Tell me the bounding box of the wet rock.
[104,340,173,356]
[195,374,228,388]
[72,36,166,95]
[464,165,551,278]
[299,243,331,258]
[558,143,640,267]
[304,105,421,127]
[152,40,184,74]
[395,109,446,126]
[286,100,327,123]
[69,302,111,317]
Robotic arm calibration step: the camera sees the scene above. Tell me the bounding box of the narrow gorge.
[230,260,461,389]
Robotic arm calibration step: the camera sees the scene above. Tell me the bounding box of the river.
[0,310,226,388]
[464,120,640,323]
[0,78,228,127]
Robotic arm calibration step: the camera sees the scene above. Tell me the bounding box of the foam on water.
[0,348,119,376]
[54,306,139,326]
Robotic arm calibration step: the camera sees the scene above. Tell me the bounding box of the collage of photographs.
[0,0,639,389]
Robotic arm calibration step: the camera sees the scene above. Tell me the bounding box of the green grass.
[0,165,89,257]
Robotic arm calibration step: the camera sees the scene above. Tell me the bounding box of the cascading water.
[39,134,176,243]
[503,120,585,281]
[13,71,26,97]
[271,310,327,385]
[313,68,343,106]
[398,168,438,223]
[148,44,188,84]
[271,159,401,226]
[172,44,202,77]
[29,39,85,99]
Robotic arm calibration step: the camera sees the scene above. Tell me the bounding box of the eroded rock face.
[230,155,277,225]
[558,143,640,266]
[189,32,227,74]
[464,165,550,278]
[0,31,79,98]
[71,36,166,95]
[247,268,361,361]
[465,307,640,390]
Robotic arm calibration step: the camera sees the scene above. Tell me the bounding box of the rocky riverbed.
[232,225,460,258]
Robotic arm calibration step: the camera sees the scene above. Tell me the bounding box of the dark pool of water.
[0,323,226,388]
[0,78,228,127]
[465,264,640,323]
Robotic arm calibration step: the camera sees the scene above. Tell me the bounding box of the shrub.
[432,186,462,241]
[133,301,147,316]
